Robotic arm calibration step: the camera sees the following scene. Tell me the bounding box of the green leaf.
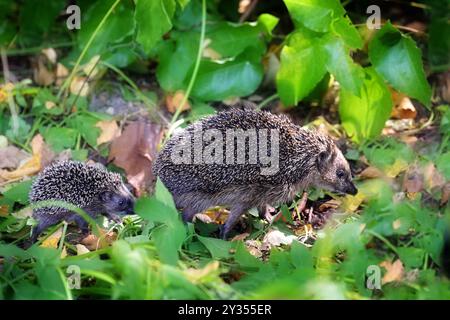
[192,54,264,101]
[276,32,327,106]
[397,247,425,268]
[257,13,280,36]
[323,34,364,96]
[5,117,31,143]
[41,127,77,152]
[436,151,450,179]
[284,0,345,32]
[156,32,198,92]
[78,0,134,62]
[339,68,393,142]
[207,22,265,58]
[3,180,32,205]
[135,0,176,54]
[67,113,100,148]
[134,180,186,265]
[197,235,236,259]
[332,16,363,49]
[369,22,431,106]
[290,241,313,269]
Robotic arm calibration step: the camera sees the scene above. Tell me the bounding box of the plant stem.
[257,93,278,110]
[169,0,206,128]
[57,0,122,100]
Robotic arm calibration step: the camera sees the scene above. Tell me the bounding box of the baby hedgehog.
[29,160,135,243]
[154,108,357,239]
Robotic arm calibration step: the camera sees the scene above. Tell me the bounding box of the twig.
[239,0,259,23]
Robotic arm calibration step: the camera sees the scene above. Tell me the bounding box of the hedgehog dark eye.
[118,199,125,206]
[336,169,345,179]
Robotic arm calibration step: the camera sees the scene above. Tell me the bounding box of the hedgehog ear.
[316,149,331,172]
[99,191,113,202]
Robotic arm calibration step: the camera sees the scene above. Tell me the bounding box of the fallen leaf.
[392,219,401,230]
[385,158,409,178]
[76,244,90,255]
[184,261,220,284]
[318,199,341,212]
[391,91,417,119]
[165,91,191,113]
[108,120,163,195]
[423,162,445,190]
[360,166,383,179]
[45,101,56,110]
[81,229,117,250]
[380,259,404,284]
[30,134,55,168]
[70,76,89,97]
[42,48,57,64]
[40,227,63,248]
[55,63,69,86]
[231,232,250,242]
[0,145,29,169]
[441,183,450,206]
[33,56,55,86]
[263,230,297,247]
[0,204,9,217]
[203,207,229,225]
[245,239,263,258]
[82,55,101,78]
[95,120,121,145]
[341,192,365,212]
[402,164,423,193]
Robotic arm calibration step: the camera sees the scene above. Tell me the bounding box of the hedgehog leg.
[73,215,90,235]
[182,207,198,222]
[220,205,248,240]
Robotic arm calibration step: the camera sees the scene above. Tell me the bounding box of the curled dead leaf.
[165,91,191,113]
[42,48,57,64]
[0,145,29,170]
[55,63,69,86]
[360,166,383,179]
[33,56,55,86]
[70,76,89,97]
[81,229,117,250]
[380,259,404,284]
[76,244,90,255]
[391,91,417,119]
[40,227,63,248]
[402,164,423,193]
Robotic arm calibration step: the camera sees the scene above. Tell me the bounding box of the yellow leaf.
[165,90,191,113]
[341,192,365,212]
[76,244,90,255]
[385,158,408,178]
[40,227,63,248]
[184,261,220,284]
[95,120,121,145]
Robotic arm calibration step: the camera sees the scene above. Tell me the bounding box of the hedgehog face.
[100,184,135,216]
[314,146,357,195]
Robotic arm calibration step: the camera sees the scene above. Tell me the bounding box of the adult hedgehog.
[154,108,357,239]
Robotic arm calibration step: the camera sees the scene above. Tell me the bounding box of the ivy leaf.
[135,0,176,54]
[192,53,263,101]
[276,32,327,106]
[332,16,363,49]
[323,34,364,96]
[339,68,393,143]
[41,127,77,152]
[284,0,345,32]
[369,22,431,106]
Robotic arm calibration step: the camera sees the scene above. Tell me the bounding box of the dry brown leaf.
[423,162,445,190]
[391,91,417,119]
[360,166,383,179]
[70,76,89,97]
[30,134,55,169]
[45,101,56,110]
[108,120,163,195]
[33,57,55,86]
[165,91,191,113]
[0,145,29,169]
[318,199,341,212]
[81,229,117,250]
[380,259,404,284]
[42,48,57,64]
[95,120,121,145]
[441,183,450,206]
[402,165,423,193]
[40,227,63,248]
[0,204,9,217]
[231,232,250,242]
[0,154,40,181]
[263,230,297,247]
[55,63,69,86]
